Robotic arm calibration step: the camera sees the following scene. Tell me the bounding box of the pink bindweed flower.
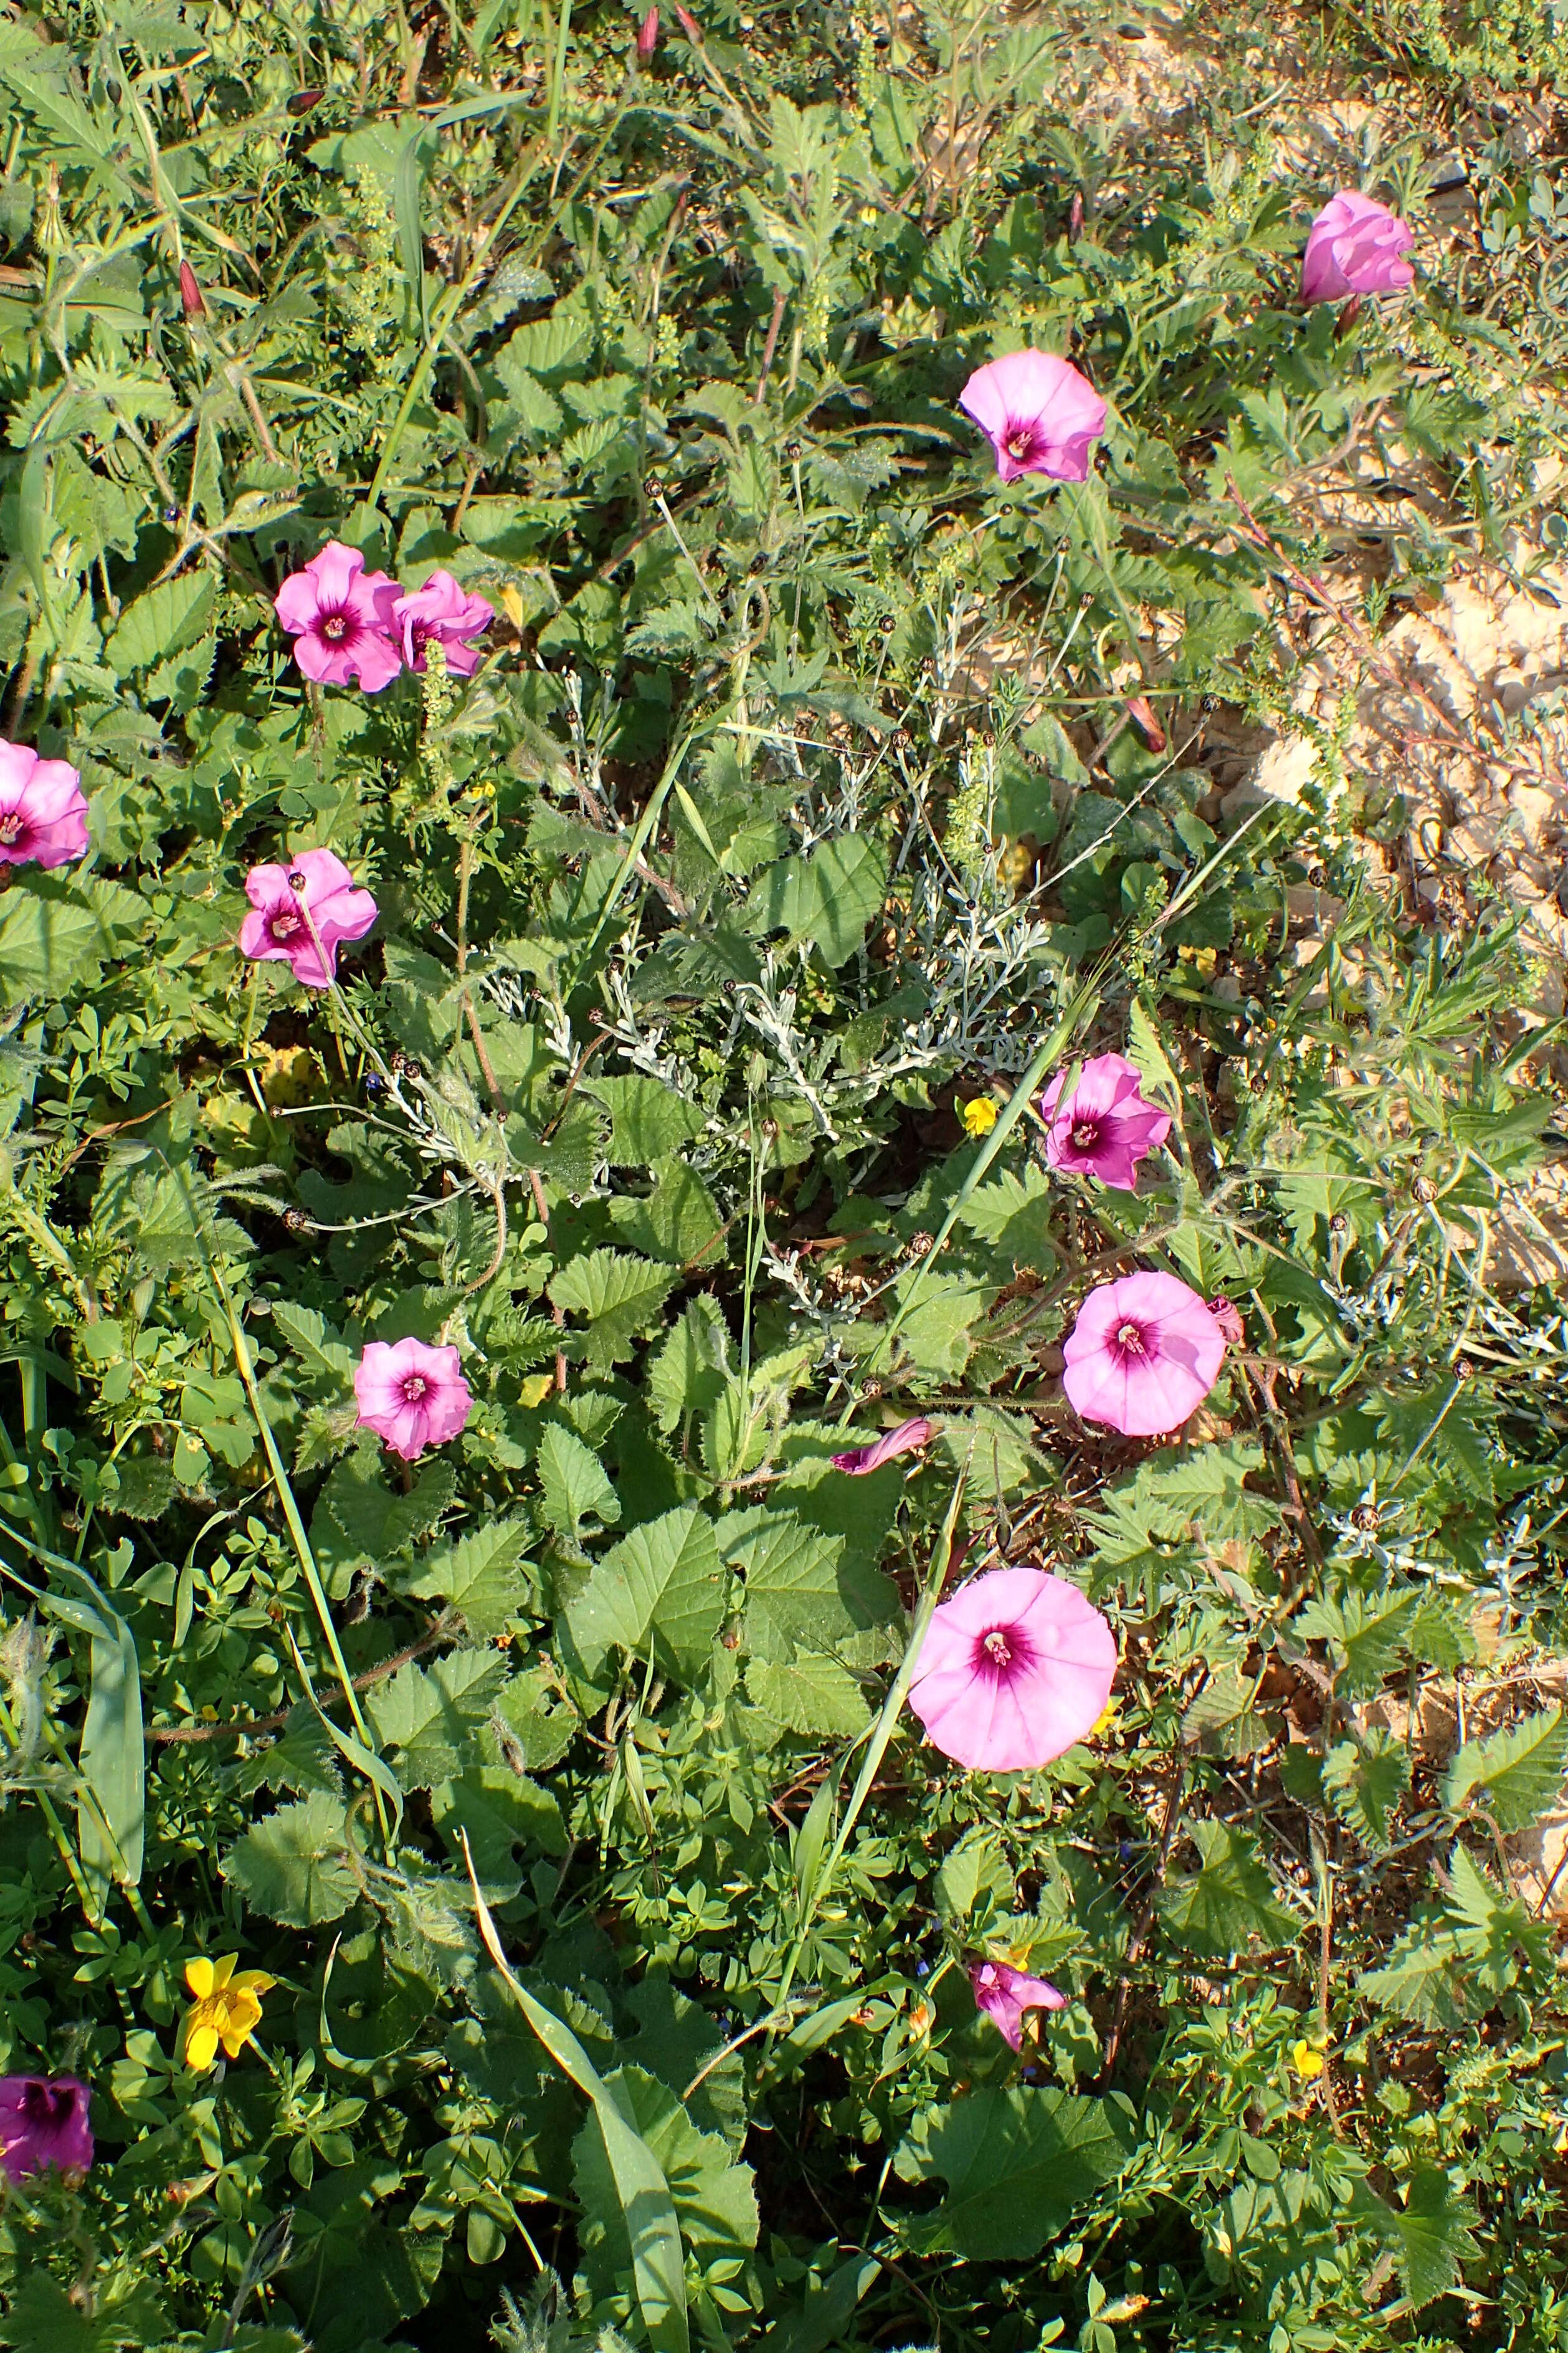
[1301,190,1415,306]
[1209,1296,1245,1347]
[0,2075,93,2183]
[391,571,495,678]
[0,742,89,868]
[832,1416,934,1476]
[1126,694,1166,753]
[179,260,206,318]
[354,1337,472,1460]
[968,1959,1067,2050]
[1062,1270,1225,1438]
[274,541,403,691]
[957,350,1107,485]
[1040,1052,1171,1191]
[239,847,378,990]
[908,1565,1117,1772]
[673,2,701,36]
[636,4,660,59]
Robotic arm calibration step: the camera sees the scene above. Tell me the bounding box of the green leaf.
[104,568,217,675]
[648,1297,730,1433]
[549,1249,677,1370]
[311,1443,457,1593]
[563,1504,725,1681]
[1443,1706,1568,1832]
[406,1517,535,1639]
[591,1075,706,1165]
[431,1767,566,1901]
[537,1419,621,1544]
[725,1510,856,1663]
[1388,2167,1481,2311]
[574,2063,759,2304]
[367,1649,508,1789]
[0,874,146,1000]
[754,834,888,966]
[1324,1730,1410,1851]
[609,1158,726,1266]
[1357,1917,1473,2029]
[1156,1820,1300,1955]
[0,2273,169,2351]
[1295,1586,1418,1696]
[746,1652,871,1737]
[222,1792,358,1927]
[893,2086,1136,2259]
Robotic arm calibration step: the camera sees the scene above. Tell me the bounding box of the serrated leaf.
[270,1298,354,1383]
[222,1791,357,1927]
[549,1249,677,1370]
[367,1649,508,1789]
[893,2086,1135,2259]
[232,1707,344,1802]
[537,1419,621,1544]
[723,1509,865,1664]
[310,1443,457,1592]
[591,1074,706,1165]
[1296,1586,1418,1696]
[105,568,217,675]
[647,1297,731,1433]
[1444,1706,1568,1832]
[0,874,146,1001]
[754,834,888,966]
[746,1652,870,1737]
[1389,2167,1481,2311]
[405,1517,535,1639]
[609,1158,725,1266]
[563,1504,725,1681]
[574,2061,758,2308]
[1156,1819,1300,1955]
[1323,1730,1409,1850]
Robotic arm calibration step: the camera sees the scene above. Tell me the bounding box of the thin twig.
[753,285,787,403]
[148,1617,455,1742]
[1098,1760,1187,2085]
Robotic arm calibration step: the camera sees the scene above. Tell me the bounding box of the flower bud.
[1126,694,1166,752]
[673,3,701,37]
[178,260,205,318]
[636,4,660,59]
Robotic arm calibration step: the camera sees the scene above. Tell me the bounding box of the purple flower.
[832,1416,934,1476]
[274,541,402,691]
[0,742,90,869]
[0,2075,93,2183]
[967,1959,1066,2050]
[239,847,378,990]
[1209,1296,1245,1347]
[354,1337,472,1459]
[1301,191,1415,305]
[1040,1052,1171,1191]
[391,571,495,678]
[1062,1271,1225,1438]
[908,1565,1117,1772]
[957,351,1107,484]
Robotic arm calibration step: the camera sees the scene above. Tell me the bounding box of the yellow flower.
[1090,1701,1118,1739]
[183,1955,273,2071]
[1290,2038,1328,2081]
[959,1097,999,1137]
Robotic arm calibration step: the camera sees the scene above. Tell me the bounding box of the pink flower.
[0,2075,93,2182]
[957,351,1107,484]
[908,1565,1116,1772]
[0,742,89,868]
[832,1416,934,1476]
[239,846,378,990]
[274,541,402,691]
[1040,1052,1171,1190]
[636,4,660,59]
[968,1959,1066,2050]
[1209,1296,1245,1347]
[353,1337,472,1459]
[1062,1271,1225,1438]
[1301,191,1415,305]
[391,571,495,678]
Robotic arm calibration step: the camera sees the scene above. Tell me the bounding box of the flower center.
[1071,1120,1100,1149]
[1004,423,1039,461]
[402,1375,427,1403]
[0,813,24,846]
[269,908,302,942]
[982,1628,1014,1666]
[19,2081,69,2126]
[320,611,353,644]
[1115,1322,1147,1355]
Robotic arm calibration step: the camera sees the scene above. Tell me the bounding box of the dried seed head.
[1351,1502,1379,1532]
[1412,1175,1436,1203]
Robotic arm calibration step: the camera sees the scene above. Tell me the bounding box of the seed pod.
[878,614,895,636]
[1351,1502,1379,1532]
[282,1207,311,1233]
[1412,1175,1436,1203]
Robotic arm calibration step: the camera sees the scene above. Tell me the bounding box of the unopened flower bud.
[179,260,205,318]
[673,2,701,36]
[1126,694,1166,753]
[636,4,660,59]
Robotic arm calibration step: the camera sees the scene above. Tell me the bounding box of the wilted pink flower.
[1301,190,1415,306]
[1209,1296,1245,1347]
[908,1565,1116,1772]
[391,571,495,677]
[274,541,402,691]
[1062,1271,1225,1438]
[832,1416,934,1476]
[673,2,701,36]
[968,1959,1066,2050]
[636,4,660,59]
[957,351,1106,484]
[354,1337,472,1459]
[179,260,205,318]
[239,846,378,990]
[1126,694,1166,753]
[0,2076,92,2183]
[0,742,89,868]
[1040,1052,1171,1191]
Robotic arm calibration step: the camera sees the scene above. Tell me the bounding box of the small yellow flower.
[858,205,879,225]
[1290,2038,1328,2081]
[1090,1701,1118,1739]
[499,584,528,631]
[959,1097,999,1137]
[183,1955,273,2071]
